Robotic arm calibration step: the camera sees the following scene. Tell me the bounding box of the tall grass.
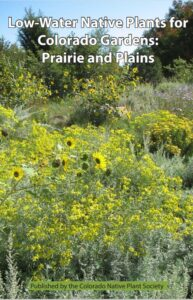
[121,81,193,120]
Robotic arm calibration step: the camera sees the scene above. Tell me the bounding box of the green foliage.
[150,147,185,179]
[18,8,52,56]
[4,234,23,299]
[132,47,163,85]
[0,273,4,299]
[17,10,122,98]
[37,28,121,98]
[165,58,193,82]
[69,66,139,125]
[142,0,193,75]
[0,53,51,108]
[0,38,11,53]
[0,234,23,299]
[28,231,191,298]
[134,230,190,299]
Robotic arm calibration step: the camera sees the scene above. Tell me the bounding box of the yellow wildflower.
[92,152,107,171]
[12,167,24,181]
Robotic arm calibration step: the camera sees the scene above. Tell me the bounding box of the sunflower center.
[67,141,72,147]
[14,171,19,178]
[95,158,101,164]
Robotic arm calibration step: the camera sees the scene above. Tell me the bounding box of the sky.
[0,0,174,53]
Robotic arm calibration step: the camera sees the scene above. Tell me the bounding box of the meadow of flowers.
[1,1,193,296]
[0,88,193,298]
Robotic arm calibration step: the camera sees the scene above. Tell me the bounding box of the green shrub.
[28,231,190,299]
[0,54,51,108]
[165,58,193,83]
[132,47,163,85]
[0,234,24,299]
[70,66,139,125]
[151,147,185,179]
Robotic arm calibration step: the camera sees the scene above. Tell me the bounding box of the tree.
[132,46,163,85]
[18,8,52,56]
[144,0,193,68]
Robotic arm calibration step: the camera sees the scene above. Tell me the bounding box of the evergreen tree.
[18,8,53,56]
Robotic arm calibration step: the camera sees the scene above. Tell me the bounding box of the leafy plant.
[165,58,193,83]
[0,233,23,299]
[0,53,51,108]
[70,66,139,125]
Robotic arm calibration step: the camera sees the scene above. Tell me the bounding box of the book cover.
[0,0,193,298]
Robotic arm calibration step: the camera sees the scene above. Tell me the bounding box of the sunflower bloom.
[12,167,24,181]
[65,137,75,149]
[61,155,69,171]
[92,152,107,171]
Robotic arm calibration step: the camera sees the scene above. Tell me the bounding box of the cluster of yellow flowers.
[14,72,51,106]
[0,105,193,276]
[131,110,193,156]
[0,57,51,107]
